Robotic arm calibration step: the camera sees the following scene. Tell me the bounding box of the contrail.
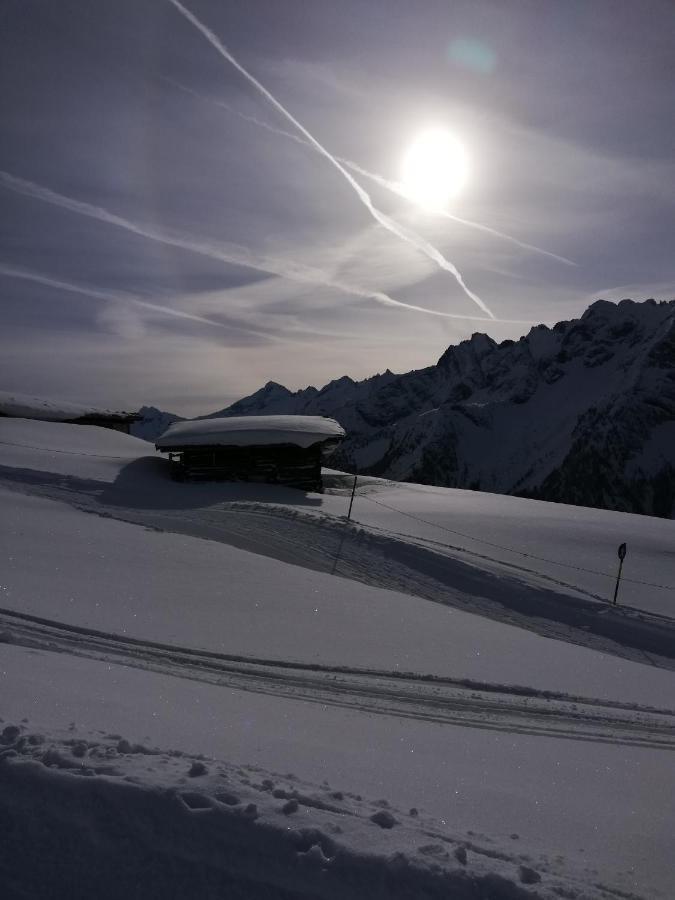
[169,78,576,269]
[340,161,577,268]
[0,170,402,315]
[0,259,532,332]
[0,170,268,276]
[0,262,235,329]
[1,169,529,325]
[166,0,495,319]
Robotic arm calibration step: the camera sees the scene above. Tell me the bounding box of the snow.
[155,414,345,449]
[334,478,675,618]
[0,389,136,422]
[0,417,152,481]
[3,647,674,899]
[630,420,675,476]
[5,484,675,704]
[1,417,674,898]
[130,404,183,442]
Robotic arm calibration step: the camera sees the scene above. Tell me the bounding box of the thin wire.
[2,439,672,594]
[0,439,135,460]
[357,490,674,593]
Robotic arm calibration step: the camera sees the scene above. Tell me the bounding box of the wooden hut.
[155,415,345,491]
[0,390,141,434]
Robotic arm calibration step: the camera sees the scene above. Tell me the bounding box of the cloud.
[0,170,532,324]
[166,0,495,320]
[0,168,519,324]
[0,262,236,328]
[96,304,148,340]
[169,80,575,270]
[584,281,675,304]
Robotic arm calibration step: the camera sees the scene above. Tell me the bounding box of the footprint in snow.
[370,810,398,829]
[215,791,240,806]
[518,865,541,884]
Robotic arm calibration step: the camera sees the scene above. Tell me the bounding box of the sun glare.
[400,128,469,211]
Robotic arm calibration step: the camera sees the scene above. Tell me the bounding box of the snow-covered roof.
[155,415,345,450]
[0,390,139,423]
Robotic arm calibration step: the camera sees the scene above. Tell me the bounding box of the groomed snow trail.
[2,609,673,750]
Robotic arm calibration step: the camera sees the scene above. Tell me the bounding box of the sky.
[1,0,674,416]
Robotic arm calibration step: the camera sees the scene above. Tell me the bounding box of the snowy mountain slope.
[0,418,148,480]
[2,419,675,897]
[129,404,183,441]
[0,389,136,422]
[210,299,675,518]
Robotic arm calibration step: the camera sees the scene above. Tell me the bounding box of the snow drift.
[156,414,345,449]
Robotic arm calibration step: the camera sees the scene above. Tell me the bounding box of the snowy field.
[1,418,674,898]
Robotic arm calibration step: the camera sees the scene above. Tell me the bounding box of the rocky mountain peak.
[136,298,675,517]
[212,298,675,517]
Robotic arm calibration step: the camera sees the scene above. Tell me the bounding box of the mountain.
[209,298,675,518]
[130,405,183,441]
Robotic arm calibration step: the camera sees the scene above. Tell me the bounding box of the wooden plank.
[170,442,324,490]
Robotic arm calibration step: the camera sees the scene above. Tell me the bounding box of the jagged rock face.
[528,308,675,516]
[210,299,675,518]
[208,382,315,418]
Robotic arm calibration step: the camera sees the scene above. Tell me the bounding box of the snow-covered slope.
[0,389,136,422]
[0,418,149,480]
[211,299,675,518]
[1,419,674,898]
[156,415,345,449]
[129,404,183,441]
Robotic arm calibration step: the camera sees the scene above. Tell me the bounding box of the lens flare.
[448,38,497,76]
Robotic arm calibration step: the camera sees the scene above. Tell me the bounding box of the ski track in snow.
[1,462,674,671]
[1,609,674,751]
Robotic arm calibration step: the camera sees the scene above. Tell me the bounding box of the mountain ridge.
[133,299,675,518]
[205,298,675,517]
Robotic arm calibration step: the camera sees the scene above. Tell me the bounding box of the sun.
[399,128,469,211]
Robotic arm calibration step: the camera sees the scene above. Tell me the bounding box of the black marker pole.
[346,473,358,521]
[333,472,358,576]
[613,542,627,605]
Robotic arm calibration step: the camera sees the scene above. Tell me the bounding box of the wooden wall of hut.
[72,415,139,434]
[169,443,324,491]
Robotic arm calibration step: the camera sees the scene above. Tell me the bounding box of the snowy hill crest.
[130,405,184,441]
[212,299,675,517]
